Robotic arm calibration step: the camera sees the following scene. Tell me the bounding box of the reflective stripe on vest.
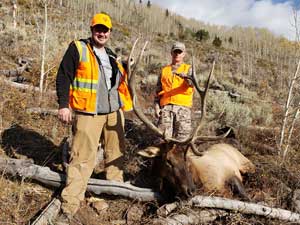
[69,41,133,113]
[72,77,98,93]
[159,63,194,107]
[68,41,98,113]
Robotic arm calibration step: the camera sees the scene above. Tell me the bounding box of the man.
[56,13,132,221]
[155,42,194,140]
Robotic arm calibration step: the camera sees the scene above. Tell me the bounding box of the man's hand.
[175,72,192,80]
[175,73,194,86]
[58,108,72,123]
[176,72,187,79]
[155,103,161,118]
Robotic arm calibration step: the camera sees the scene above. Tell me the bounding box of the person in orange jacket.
[56,13,132,222]
[155,42,194,140]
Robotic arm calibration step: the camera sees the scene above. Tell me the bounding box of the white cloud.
[148,0,296,40]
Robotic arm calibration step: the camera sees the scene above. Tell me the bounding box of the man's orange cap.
[91,13,112,29]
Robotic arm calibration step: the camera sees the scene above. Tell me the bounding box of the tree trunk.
[39,1,48,98]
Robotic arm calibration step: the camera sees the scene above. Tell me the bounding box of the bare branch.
[190,195,300,223]
[31,198,61,225]
[0,157,162,202]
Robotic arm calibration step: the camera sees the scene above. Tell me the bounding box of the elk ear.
[137,146,161,158]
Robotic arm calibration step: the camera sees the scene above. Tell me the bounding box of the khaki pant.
[61,109,125,215]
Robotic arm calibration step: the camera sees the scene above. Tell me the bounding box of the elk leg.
[228,176,250,201]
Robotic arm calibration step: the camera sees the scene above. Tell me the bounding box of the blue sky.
[148,0,300,40]
[273,0,299,7]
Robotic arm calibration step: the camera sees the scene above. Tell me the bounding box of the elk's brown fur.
[186,143,255,198]
[139,143,255,199]
[127,39,254,200]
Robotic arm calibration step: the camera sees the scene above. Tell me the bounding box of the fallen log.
[190,195,300,223]
[31,198,61,225]
[0,58,30,77]
[3,157,299,223]
[1,77,40,91]
[0,77,55,94]
[0,157,162,201]
[153,209,228,225]
[26,107,58,116]
[241,125,280,133]
[247,141,278,155]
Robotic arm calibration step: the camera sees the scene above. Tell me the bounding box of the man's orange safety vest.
[69,41,133,113]
[158,63,194,107]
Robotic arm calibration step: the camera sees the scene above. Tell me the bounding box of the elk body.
[187,143,255,198]
[127,39,255,200]
[139,142,255,200]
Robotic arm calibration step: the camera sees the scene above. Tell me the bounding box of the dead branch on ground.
[0,57,31,77]
[0,157,162,201]
[190,195,300,223]
[26,107,58,116]
[153,208,228,225]
[0,77,55,94]
[31,198,61,225]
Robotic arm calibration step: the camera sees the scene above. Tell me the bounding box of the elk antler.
[127,40,227,152]
[190,59,234,155]
[190,57,214,140]
[127,39,165,138]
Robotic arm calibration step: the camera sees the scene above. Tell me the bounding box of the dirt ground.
[1,98,300,225]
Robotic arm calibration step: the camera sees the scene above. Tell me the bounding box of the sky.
[148,0,300,40]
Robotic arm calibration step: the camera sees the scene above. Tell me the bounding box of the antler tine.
[131,40,149,77]
[127,38,140,80]
[189,60,236,156]
[128,40,165,138]
[190,60,215,143]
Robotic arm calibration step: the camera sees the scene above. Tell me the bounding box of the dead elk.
[127,39,255,200]
[138,142,255,200]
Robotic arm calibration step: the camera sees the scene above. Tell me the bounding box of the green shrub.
[206,91,273,127]
[195,29,210,42]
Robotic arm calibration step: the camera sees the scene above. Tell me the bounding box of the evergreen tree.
[212,36,222,47]
[195,29,210,41]
[147,0,151,8]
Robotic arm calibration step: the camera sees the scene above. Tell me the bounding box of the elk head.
[127,39,226,197]
[138,142,195,197]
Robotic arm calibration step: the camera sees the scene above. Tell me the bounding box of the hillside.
[1,0,300,224]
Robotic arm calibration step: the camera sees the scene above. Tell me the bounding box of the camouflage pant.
[158,104,192,140]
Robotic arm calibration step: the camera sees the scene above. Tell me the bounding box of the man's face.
[171,49,185,64]
[91,24,111,48]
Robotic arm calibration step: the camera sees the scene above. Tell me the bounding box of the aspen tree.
[39,0,48,100]
[12,0,17,29]
[279,8,300,161]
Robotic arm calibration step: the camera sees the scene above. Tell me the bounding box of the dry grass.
[1,0,300,224]
[0,174,52,224]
